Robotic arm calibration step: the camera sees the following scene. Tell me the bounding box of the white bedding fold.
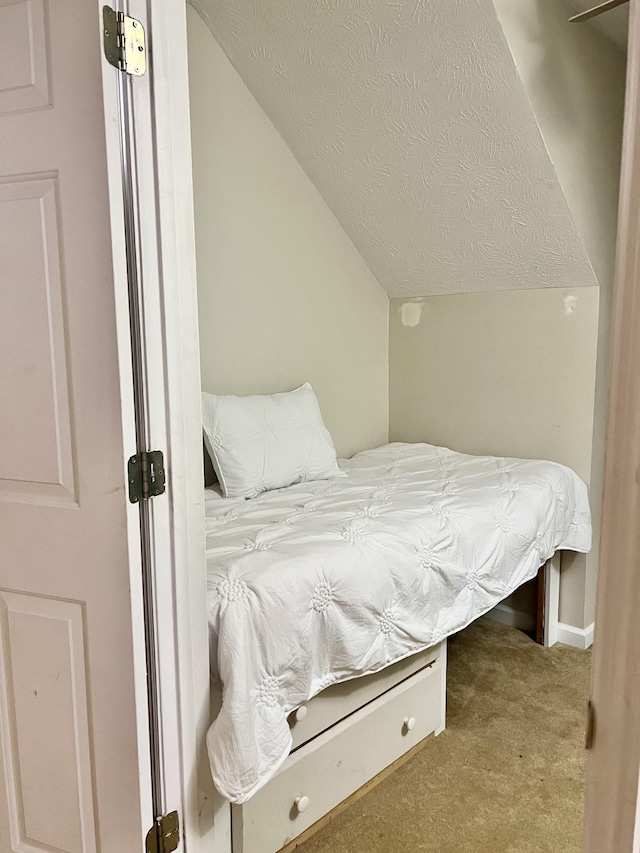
[204,442,591,803]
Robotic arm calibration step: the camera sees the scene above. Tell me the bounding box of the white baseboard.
[484,603,535,633]
[484,605,594,650]
[556,621,594,650]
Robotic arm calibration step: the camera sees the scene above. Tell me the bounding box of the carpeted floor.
[296,619,591,853]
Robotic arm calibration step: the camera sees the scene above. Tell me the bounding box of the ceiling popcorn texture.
[191,0,597,297]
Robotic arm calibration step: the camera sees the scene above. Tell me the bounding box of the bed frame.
[215,640,446,853]
[537,554,561,647]
[210,554,560,853]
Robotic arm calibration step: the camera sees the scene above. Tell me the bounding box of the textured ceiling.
[191,0,597,297]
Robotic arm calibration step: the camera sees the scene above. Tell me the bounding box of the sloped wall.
[494,0,625,291]
[187,6,389,459]
[193,0,597,298]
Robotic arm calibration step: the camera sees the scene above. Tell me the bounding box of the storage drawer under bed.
[231,644,446,853]
[287,641,444,749]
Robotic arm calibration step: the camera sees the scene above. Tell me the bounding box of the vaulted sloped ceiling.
[567,0,628,51]
[191,0,597,297]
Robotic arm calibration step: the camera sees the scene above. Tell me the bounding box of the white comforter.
[204,443,591,803]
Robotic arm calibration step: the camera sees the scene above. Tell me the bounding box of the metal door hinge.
[146,811,179,853]
[585,699,595,750]
[103,6,147,76]
[128,451,166,503]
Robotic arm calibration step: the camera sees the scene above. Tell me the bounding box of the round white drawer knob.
[294,795,310,814]
[295,705,308,722]
[403,716,417,732]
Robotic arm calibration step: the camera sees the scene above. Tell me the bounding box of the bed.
[204,441,591,848]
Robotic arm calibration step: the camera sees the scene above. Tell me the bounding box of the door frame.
[129,1,213,846]
[98,9,155,838]
[132,1,640,851]
[583,1,640,850]
[98,0,210,848]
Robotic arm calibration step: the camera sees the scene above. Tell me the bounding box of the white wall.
[493,0,626,625]
[187,6,389,459]
[389,287,599,627]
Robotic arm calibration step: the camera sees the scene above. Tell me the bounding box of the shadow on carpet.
[296,618,591,853]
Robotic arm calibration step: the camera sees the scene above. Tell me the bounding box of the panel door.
[0,2,149,851]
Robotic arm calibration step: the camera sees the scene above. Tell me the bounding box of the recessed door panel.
[0,176,77,506]
[0,0,50,115]
[0,591,96,853]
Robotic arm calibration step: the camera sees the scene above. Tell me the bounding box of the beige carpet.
[296,619,591,853]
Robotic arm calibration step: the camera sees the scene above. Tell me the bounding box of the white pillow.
[201,383,344,498]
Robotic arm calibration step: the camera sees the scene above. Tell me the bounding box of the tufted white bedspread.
[204,442,591,803]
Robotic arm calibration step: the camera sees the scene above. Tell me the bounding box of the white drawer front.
[233,655,445,853]
[288,642,443,750]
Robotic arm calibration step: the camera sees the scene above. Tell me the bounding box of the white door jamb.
[116,1,214,850]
